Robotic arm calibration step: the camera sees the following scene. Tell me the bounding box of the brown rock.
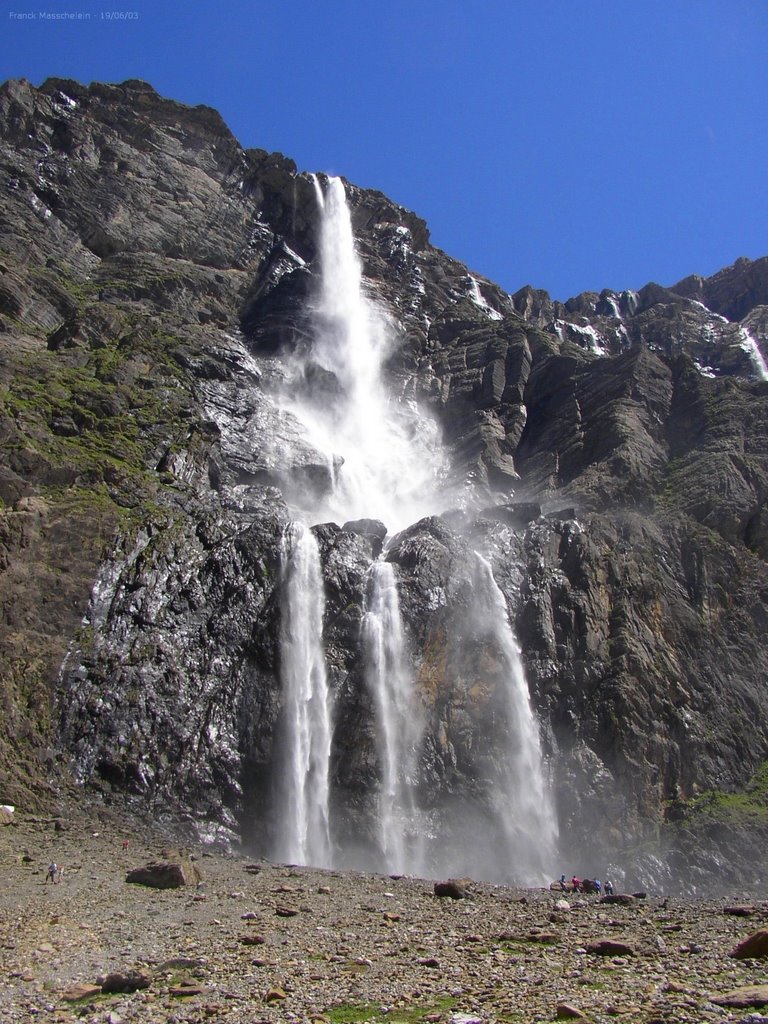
[61,983,102,1002]
[239,934,266,945]
[266,987,287,1002]
[586,940,634,956]
[723,905,757,917]
[556,1003,589,1020]
[275,905,299,917]
[126,856,202,889]
[527,929,558,944]
[170,982,205,997]
[599,894,636,906]
[730,929,768,959]
[664,981,689,994]
[710,985,768,1008]
[99,970,151,993]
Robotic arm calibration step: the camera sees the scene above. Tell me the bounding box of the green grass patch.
[681,760,768,824]
[2,322,195,504]
[326,1004,380,1024]
[327,996,458,1024]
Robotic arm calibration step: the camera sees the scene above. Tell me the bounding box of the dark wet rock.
[342,518,388,556]
[479,501,542,528]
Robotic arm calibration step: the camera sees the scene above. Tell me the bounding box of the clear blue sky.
[2,0,766,301]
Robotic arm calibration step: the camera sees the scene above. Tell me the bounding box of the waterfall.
[362,561,425,875]
[471,553,558,882]
[283,175,445,533]
[274,522,333,867]
[738,326,768,381]
[268,175,556,882]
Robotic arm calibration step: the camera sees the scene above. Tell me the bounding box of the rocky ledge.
[2,809,768,1024]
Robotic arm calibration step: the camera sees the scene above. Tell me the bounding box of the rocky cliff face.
[2,77,767,892]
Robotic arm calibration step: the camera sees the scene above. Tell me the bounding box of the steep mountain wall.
[1,78,767,891]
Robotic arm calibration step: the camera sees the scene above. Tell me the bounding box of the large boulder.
[730,929,768,959]
[126,853,202,889]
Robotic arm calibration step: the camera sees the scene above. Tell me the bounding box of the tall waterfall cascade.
[271,174,557,881]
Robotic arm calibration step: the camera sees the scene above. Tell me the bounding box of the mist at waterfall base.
[265,176,557,885]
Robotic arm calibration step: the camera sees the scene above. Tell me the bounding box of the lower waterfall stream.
[362,560,426,876]
[274,521,333,868]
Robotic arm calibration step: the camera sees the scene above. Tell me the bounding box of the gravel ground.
[2,805,767,1024]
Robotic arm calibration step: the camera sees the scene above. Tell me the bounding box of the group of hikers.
[44,862,64,884]
[558,874,613,895]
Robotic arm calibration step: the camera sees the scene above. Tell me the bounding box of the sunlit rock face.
[1,77,768,893]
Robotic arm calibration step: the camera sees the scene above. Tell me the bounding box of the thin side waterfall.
[275,522,333,867]
[362,561,425,875]
[472,553,558,882]
[739,326,768,381]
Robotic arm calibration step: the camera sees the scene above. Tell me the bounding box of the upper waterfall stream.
[281,175,445,532]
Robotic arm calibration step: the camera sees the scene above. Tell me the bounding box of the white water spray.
[471,553,558,882]
[275,522,333,867]
[283,175,445,532]
[362,561,425,874]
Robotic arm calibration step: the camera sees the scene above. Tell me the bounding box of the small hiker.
[45,862,57,884]
[604,880,614,895]
[559,873,567,892]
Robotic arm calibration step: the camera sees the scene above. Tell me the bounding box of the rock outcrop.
[1,77,767,892]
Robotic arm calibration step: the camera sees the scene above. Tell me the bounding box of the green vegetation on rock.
[685,760,768,824]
